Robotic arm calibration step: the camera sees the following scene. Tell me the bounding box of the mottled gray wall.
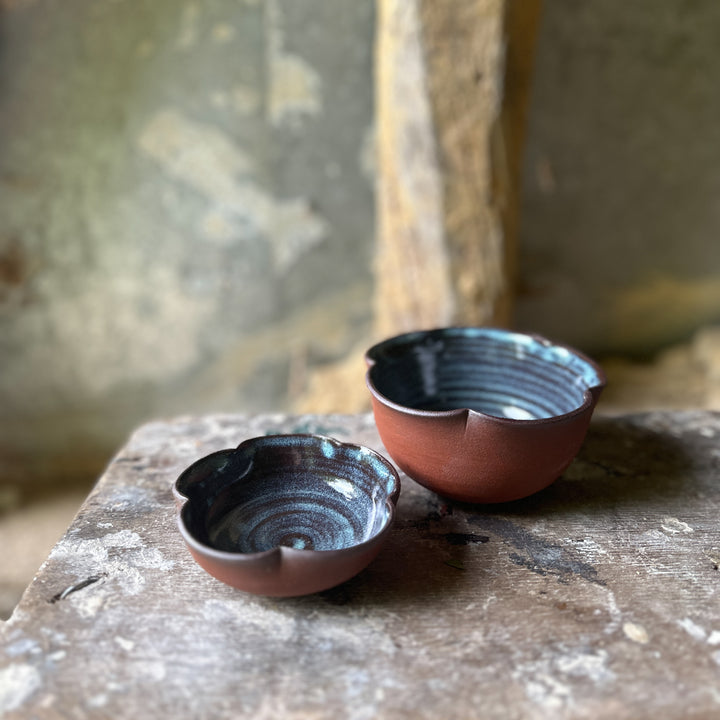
[0,0,375,490]
[515,0,720,356]
[7,0,720,492]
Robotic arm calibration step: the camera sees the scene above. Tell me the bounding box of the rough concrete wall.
[516,0,720,356]
[0,0,375,492]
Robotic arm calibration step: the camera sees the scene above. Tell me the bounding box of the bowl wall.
[174,434,400,595]
[366,328,606,503]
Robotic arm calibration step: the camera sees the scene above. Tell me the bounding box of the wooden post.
[374,0,542,335]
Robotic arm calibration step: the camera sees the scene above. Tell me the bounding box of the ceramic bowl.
[365,327,606,504]
[173,434,400,596]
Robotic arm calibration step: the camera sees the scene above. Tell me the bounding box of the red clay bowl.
[173,434,400,596]
[365,327,606,504]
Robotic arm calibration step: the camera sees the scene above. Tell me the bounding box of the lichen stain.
[268,53,322,127]
[212,23,235,43]
[176,3,200,50]
[266,0,322,127]
[138,109,327,271]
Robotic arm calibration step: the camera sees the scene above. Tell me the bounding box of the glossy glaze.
[174,434,400,596]
[366,327,606,503]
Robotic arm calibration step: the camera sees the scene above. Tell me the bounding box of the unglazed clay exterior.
[173,434,400,596]
[365,327,606,504]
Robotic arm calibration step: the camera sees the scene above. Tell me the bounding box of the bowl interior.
[177,435,398,554]
[367,328,605,420]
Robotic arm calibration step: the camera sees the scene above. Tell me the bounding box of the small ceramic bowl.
[365,327,606,504]
[173,434,400,596]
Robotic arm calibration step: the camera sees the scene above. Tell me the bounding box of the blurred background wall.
[515,0,720,357]
[2,0,720,613]
[0,0,377,500]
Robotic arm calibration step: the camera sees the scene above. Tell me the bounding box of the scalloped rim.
[365,326,607,426]
[174,434,401,561]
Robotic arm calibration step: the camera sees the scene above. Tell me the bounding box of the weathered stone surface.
[2,411,720,718]
[516,0,720,355]
[0,0,375,492]
[0,493,85,620]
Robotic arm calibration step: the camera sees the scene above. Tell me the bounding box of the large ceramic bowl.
[173,434,400,596]
[365,327,606,503]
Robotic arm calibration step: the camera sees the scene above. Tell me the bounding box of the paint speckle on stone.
[48,529,174,605]
[0,663,42,713]
[115,636,136,652]
[623,621,649,644]
[5,637,41,658]
[134,661,167,682]
[661,517,694,535]
[677,617,707,642]
[555,649,615,683]
[514,645,615,711]
[87,693,109,708]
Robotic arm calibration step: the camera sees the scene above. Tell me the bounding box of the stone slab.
[2,411,720,718]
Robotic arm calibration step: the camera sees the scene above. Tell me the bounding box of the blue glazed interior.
[176,435,399,554]
[367,327,605,420]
